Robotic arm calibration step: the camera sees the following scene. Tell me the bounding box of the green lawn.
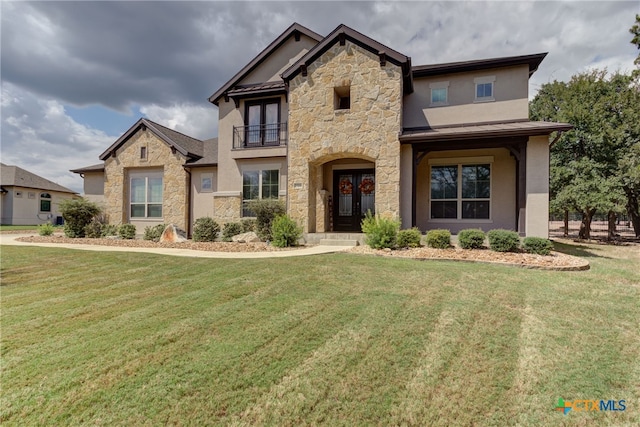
[1,242,638,426]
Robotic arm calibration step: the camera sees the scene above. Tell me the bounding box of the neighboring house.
[73,23,571,237]
[1,163,77,225]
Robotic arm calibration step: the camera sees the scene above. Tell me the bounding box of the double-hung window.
[245,99,280,147]
[130,171,163,219]
[474,76,495,102]
[430,162,491,220]
[242,169,279,217]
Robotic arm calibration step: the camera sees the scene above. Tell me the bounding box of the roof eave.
[411,52,548,79]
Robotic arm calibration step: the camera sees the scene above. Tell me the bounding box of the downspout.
[184,166,192,238]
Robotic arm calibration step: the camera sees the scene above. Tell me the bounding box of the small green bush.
[361,211,400,249]
[101,224,118,237]
[60,198,101,238]
[271,215,303,248]
[192,217,220,242]
[38,223,55,236]
[241,218,256,233]
[396,228,422,248]
[522,237,553,255]
[487,229,520,252]
[426,229,451,249]
[118,224,136,240]
[143,224,166,242]
[458,229,486,249]
[84,219,104,238]
[222,222,243,242]
[247,199,285,241]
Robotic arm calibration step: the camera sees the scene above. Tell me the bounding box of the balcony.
[233,123,288,149]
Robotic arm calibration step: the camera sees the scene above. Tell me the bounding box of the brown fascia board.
[412,52,548,79]
[281,24,412,86]
[99,118,191,160]
[70,164,105,174]
[208,23,323,105]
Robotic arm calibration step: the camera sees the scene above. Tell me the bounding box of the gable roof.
[412,53,548,79]
[281,24,413,93]
[70,163,105,174]
[208,23,323,105]
[0,163,76,194]
[99,118,204,161]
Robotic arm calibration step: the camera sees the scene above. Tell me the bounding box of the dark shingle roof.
[99,118,204,161]
[0,163,76,194]
[70,163,105,174]
[185,138,218,167]
[412,53,548,78]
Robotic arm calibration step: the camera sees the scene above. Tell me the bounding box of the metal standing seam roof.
[0,163,77,194]
[411,53,548,78]
[400,120,573,143]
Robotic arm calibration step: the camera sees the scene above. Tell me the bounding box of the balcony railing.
[233,123,288,149]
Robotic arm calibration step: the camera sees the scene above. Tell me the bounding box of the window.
[201,173,213,192]
[130,172,163,218]
[245,99,280,146]
[28,192,35,199]
[242,169,279,217]
[429,81,449,106]
[430,163,491,220]
[140,146,147,160]
[474,76,495,102]
[334,86,351,110]
[40,193,52,212]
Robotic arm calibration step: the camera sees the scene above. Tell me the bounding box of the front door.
[333,169,375,231]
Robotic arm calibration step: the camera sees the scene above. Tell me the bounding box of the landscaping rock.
[232,231,260,243]
[160,224,187,243]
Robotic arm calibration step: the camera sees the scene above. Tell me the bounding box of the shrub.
[487,229,520,252]
[84,219,104,239]
[101,224,119,237]
[60,198,101,238]
[426,229,451,249]
[192,217,220,242]
[247,199,285,241]
[118,224,136,240]
[458,229,486,249]
[38,223,55,236]
[241,218,256,233]
[396,228,422,248]
[271,215,303,248]
[143,224,166,242]
[523,237,553,255]
[361,211,400,249]
[222,222,243,242]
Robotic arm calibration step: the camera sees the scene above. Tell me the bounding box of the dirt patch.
[16,235,293,253]
[348,245,589,271]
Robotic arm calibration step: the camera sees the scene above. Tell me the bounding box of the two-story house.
[73,23,570,238]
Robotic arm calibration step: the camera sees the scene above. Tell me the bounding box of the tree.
[530,70,640,238]
[630,14,640,67]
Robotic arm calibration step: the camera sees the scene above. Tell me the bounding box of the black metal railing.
[233,122,287,149]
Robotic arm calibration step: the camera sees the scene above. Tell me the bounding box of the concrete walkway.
[0,233,353,259]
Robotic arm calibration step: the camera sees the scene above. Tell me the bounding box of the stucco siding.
[0,186,74,225]
[525,135,550,237]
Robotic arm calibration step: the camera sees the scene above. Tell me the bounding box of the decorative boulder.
[160,224,187,243]
[231,231,260,243]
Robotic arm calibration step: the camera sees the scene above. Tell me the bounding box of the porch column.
[517,141,527,235]
[399,144,413,229]
[525,136,550,237]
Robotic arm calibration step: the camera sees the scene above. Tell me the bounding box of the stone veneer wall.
[212,195,242,224]
[287,41,403,232]
[103,129,188,229]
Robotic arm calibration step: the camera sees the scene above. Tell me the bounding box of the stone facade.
[287,41,403,232]
[103,129,189,230]
[212,194,242,224]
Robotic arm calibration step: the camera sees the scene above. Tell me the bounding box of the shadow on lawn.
[551,240,610,259]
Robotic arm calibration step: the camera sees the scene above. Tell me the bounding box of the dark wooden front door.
[333,169,375,231]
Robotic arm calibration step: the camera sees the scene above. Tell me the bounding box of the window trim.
[129,170,163,220]
[428,157,493,222]
[429,81,449,106]
[474,76,495,102]
[241,168,280,217]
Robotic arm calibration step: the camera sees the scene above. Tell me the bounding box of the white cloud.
[139,103,217,140]
[1,83,116,193]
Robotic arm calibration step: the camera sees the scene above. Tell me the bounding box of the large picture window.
[130,171,163,218]
[430,163,491,220]
[242,169,279,217]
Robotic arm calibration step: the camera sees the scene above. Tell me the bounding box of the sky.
[1,1,638,194]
